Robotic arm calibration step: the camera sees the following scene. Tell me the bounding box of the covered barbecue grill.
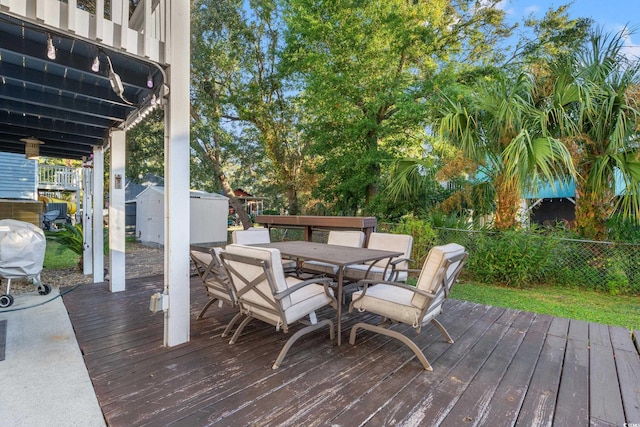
[0,219,51,308]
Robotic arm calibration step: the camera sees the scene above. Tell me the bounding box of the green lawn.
[450,282,640,331]
[43,240,79,269]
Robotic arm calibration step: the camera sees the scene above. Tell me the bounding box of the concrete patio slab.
[0,289,105,426]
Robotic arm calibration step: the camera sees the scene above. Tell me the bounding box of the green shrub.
[46,223,84,270]
[47,223,84,256]
[607,214,640,243]
[388,217,437,268]
[47,224,108,271]
[466,229,560,288]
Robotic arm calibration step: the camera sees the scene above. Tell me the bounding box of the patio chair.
[348,243,468,371]
[220,244,337,369]
[301,230,365,277]
[189,248,243,337]
[231,228,297,273]
[343,232,413,283]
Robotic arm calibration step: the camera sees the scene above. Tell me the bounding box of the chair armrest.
[356,279,435,297]
[273,277,334,300]
[389,257,413,267]
[392,268,421,275]
[385,258,414,281]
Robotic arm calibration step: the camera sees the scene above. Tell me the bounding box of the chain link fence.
[432,227,640,294]
[262,222,640,294]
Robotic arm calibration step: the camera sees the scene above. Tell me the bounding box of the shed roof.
[136,185,228,201]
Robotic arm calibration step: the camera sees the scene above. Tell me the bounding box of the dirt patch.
[4,242,165,295]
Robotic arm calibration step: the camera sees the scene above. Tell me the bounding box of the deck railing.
[38,165,82,190]
[0,0,165,63]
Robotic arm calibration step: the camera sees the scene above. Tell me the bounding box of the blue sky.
[499,0,640,57]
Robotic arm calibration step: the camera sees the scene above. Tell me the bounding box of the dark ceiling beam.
[0,111,108,139]
[0,60,131,107]
[0,141,94,159]
[0,138,94,154]
[0,124,101,145]
[0,81,130,121]
[0,98,120,128]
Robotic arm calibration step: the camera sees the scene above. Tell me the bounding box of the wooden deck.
[62,275,640,426]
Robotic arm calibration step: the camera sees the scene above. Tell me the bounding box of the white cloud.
[480,0,511,13]
[524,5,540,15]
[615,24,640,60]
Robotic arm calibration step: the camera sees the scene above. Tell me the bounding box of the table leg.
[336,268,344,346]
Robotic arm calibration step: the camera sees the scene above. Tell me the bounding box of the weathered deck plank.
[61,276,640,427]
[513,317,567,426]
[351,306,506,426]
[610,326,640,422]
[438,310,535,426]
[553,319,590,426]
[590,323,626,426]
[474,314,552,426]
[221,301,478,427]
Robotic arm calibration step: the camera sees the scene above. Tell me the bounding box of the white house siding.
[0,152,37,200]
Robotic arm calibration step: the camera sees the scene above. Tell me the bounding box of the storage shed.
[135,186,228,245]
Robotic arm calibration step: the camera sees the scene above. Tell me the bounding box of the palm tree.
[551,28,640,239]
[433,71,575,230]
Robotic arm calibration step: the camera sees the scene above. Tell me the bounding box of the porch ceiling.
[0,13,163,160]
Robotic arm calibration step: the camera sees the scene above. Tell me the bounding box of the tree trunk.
[204,147,254,230]
[494,173,519,230]
[365,132,381,207]
[285,186,299,215]
[574,171,614,240]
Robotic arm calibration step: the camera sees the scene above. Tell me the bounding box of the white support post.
[35,0,45,22]
[163,0,191,347]
[93,147,105,283]
[144,0,152,58]
[82,164,94,275]
[95,0,104,41]
[117,0,129,50]
[67,0,77,33]
[109,130,126,291]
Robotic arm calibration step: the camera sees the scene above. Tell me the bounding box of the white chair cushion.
[283,276,334,323]
[351,284,423,326]
[281,258,298,272]
[191,249,213,266]
[344,233,412,282]
[232,228,271,244]
[224,244,287,302]
[301,260,339,276]
[327,230,365,247]
[365,233,413,270]
[191,249,234,304]
[343,264,408,282]
[412,243,465,307]
[224,244,333,326]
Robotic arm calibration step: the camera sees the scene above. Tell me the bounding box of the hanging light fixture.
[20,137,44,160]
[146,70,153,88]
[105,55,125,96]
[91,54,100,72]
[46,34,56,60]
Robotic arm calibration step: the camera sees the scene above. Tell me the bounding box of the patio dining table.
[251,240,403,345]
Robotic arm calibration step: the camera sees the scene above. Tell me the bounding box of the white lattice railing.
[38,165,81,190]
